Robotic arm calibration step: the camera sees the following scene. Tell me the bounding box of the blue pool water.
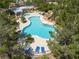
[22,16,55,39]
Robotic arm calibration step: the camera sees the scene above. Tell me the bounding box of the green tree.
[49,0,79,59]
[0,0,13,8]
[0,12,19,59]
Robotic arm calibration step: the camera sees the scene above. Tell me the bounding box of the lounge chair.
[41,47,45,53]
[35,46,40,53]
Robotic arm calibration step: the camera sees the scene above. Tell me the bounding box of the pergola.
[9,6,34,15]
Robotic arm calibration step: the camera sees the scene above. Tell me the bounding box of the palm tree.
[21,16,27,23]
[25,34,34,43]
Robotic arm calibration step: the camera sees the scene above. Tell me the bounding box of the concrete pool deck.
[31,35,51,56]
[16,13,55,55]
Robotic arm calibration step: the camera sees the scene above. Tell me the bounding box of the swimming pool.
[22,16,55,39]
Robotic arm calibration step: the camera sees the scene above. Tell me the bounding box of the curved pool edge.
[21,13,55,39]
[24,13,55,28]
